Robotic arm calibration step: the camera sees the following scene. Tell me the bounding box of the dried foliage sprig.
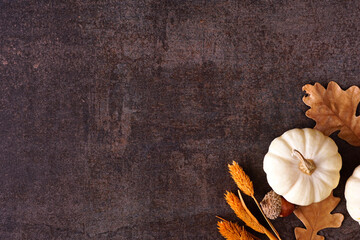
[303,81,360,146]
[225,192,277,240]
[228,162,254,197]
[225,192,265,233]
[218,162,282,240]
[217,219,256,240]
[228,161,281,240]
[294,192,344,240]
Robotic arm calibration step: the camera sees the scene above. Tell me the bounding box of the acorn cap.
[260,190,282,220]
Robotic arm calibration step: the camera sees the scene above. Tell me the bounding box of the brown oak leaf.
[294,192,344,240]
[303,81,360,146]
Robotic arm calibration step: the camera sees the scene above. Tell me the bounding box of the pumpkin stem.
[292,149,316,175]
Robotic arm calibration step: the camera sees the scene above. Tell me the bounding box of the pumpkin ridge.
[307,130,328,158]
[315,167,339,178]
[318,143,340,157]
[303,128,314,158]
[273,137,294,153]
[312,170,338,194]
[281,130,304,153]
[266,152,296,165]
[298,129,307,156]
[310,174,332,203]
[283,175,313,206]
[313,157,341,173]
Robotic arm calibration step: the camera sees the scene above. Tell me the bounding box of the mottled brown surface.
[1,0,360,239]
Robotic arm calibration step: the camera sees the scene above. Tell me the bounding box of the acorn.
[260,190,295,219]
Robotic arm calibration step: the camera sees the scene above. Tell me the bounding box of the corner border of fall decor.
[217,162,280,240]
[217,81,360,240]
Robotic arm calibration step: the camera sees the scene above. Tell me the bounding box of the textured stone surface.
[1,0,360,239]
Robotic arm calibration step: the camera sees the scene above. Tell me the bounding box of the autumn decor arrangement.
[218,162,280,240]
[217,81,360,240]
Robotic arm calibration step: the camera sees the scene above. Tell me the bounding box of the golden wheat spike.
[225,191,279,240]
[228,161,254,197]
[217,220,255,240]
[225,191,264,233]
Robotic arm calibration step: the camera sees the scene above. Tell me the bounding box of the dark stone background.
[1,0,360,239]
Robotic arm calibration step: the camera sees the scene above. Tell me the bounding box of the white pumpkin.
[345,166,360,224]
[263,128,342,206]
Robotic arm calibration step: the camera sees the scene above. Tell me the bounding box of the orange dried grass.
[228,161,281,240]
[218,162,280,240]
[225,191,265,233]
[217,220,255,240]
[225,191,278,240]
[228,161,254,197]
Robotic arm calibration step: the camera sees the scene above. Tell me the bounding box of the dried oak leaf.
[294,192,344,240]
[303,81,360,146]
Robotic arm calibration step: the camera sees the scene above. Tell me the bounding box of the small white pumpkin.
[345,166,360,224]
[263,128,342,206]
